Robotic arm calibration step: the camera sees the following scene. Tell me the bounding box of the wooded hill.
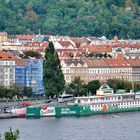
[0,0,140,39]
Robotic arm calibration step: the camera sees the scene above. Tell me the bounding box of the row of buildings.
[61,58,140,84]
[0,32,140,94]
[0,51,44,94]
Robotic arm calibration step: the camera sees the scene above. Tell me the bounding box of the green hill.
[0,0,140,39]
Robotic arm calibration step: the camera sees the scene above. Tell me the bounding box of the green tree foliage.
[23,86,33,98]
[107,78,136,93]
[66,77,87,96]
[88,80,101,95]
[19,51,42,59]
[0,0,139,38]
[0,86,7,98]
[4,127,19,140]
[43,42,65,97]
[0,84,33,99]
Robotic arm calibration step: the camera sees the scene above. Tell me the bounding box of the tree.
[19,51,42,59]
[23,86,33,98]
[4,127,19,140]
[88,80,100,95]
[0,86,6,98]
[66,77,87,96]
[43,42,65,98]
[107,78,134,93]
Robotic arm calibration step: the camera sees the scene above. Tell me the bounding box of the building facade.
[61,58,140,84]
[61,59,88,84]
[15,59,44,95]
[26,59,44,94]
[0,51,15,87]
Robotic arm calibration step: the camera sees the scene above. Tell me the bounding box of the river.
[0,112,140,140]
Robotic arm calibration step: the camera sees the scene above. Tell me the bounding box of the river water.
[0,112,140,140]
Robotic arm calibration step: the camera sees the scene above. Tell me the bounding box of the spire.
[39,29,41,35]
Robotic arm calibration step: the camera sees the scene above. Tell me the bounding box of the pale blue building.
[15,59,44,95]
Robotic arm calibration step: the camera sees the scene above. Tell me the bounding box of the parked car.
[3,107,11,113]
[22,101,30,107]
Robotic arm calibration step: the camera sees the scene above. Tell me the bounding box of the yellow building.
[0,32,8,42]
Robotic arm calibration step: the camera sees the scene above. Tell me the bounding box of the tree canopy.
[66,77,87,96]
[0,0,140,39]
[43,42,65,97]
[19,51,42,59]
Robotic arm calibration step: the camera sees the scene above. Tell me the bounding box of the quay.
[0,113,24,119]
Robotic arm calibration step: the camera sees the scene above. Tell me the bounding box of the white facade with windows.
[0,60,15,87]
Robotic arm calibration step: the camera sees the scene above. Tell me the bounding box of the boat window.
[118,96,121,100]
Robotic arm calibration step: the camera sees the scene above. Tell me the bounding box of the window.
[66,76,69,80]
[66,69,70,73]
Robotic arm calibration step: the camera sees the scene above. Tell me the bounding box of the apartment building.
[83,58,110,83]
[0,51,15,87]
[0,32,8,42]
[61,59,88,84]
[61,58,140,84]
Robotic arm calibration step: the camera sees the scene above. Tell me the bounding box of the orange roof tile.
[115,53,124,59]
[79,45,112,53]
[58,41,75,48]
[83,58,109,67]
[0,51,16,60]
[15,59,27,66]
[16,35,35,40]
[103,58,131,67]
[126,59,140,67]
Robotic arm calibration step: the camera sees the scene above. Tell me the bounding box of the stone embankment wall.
[0,99,45,108]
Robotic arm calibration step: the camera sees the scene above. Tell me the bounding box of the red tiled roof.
[71,38,89,43]
[79,45,112,53]
[41,42,49,47]
[58,41,75,48]
[115,53,124,59]
[23,42,41,47]
[15,59,27,66]
[16,35,35,40]
[126,59,140,67]
[0,51,16,60]
[103,58,131,67]
[63,59,85,66]
[113,44,140,49]
[83,58,109,67]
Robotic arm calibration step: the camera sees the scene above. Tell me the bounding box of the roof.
[16,35,35,40]
[63,59,86,66]
[112,44,140,49]
[79,45,112,53]
[83,58,109,67]
[58,41,75,48]
[71,38,90,43]
[115,53,124,59]
[32,35,44,42]
[15,59,27,67]
[0,32,7,36]
[103,58,131,67]
[126,59,140,67]
[0,51,16,60]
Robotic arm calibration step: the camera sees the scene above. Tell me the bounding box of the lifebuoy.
[102,105,107,112]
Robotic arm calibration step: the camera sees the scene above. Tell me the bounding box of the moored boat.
[55,85,140,117]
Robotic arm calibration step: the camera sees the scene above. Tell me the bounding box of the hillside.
[0,0,140,39]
